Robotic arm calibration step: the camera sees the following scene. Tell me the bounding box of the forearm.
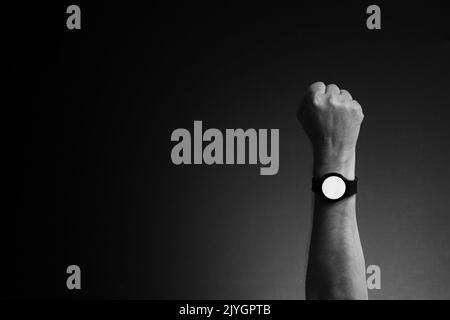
[305,154,368,299]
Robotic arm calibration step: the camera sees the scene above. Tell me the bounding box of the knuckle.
[328,84,339,91]
[309,81,325,95]
[352,100,362,110]
[328,94,339,106]
[312,93,323,106]
[342,100,353,109]
[310,81,325,89]
[342,90,352,100]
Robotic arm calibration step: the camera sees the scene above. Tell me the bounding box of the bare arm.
[299,82,367,300]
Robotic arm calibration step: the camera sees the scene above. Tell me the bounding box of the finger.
[325,84,340,95]
[352,99,362,109]
[339,89,352,101]
[309,81,326,95]
[352,100,364,117]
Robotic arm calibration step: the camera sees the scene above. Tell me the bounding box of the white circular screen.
[321,176,346,200]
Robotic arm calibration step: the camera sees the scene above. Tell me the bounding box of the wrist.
[313,152,356,180]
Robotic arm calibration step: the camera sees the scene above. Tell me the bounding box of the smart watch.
[312,172,358,201]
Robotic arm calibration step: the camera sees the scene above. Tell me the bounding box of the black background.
[8,1,450,299]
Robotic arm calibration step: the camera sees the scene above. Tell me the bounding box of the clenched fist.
[298,82,364,179]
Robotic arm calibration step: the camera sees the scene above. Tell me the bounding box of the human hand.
[298,82,364,178]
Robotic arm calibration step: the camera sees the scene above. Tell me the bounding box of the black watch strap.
[312,173,358,201]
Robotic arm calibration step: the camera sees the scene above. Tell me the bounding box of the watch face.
[321,175,346,200]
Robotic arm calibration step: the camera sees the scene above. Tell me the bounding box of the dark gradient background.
[8,1,450,299]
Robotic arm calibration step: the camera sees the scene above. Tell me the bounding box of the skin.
[298,82,367,300]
